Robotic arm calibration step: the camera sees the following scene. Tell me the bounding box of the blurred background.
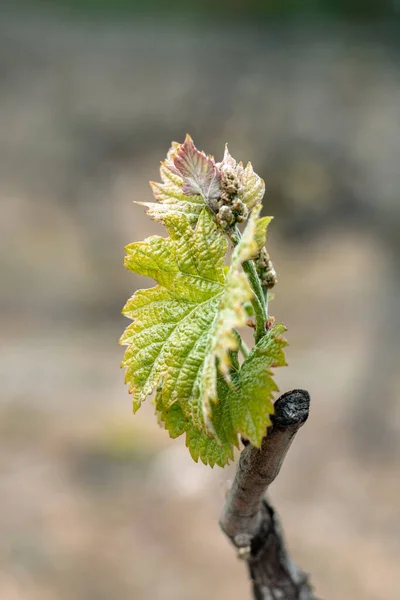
[1,1,400,599]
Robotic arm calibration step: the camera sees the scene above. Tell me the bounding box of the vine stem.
[233,330,250,358]
[220,390,319,600]
[243,260,267,342]
[229,226,267,342]
[238,335,250,358]
[264,287,269,316]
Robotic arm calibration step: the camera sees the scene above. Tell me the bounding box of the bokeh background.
[1,2,400,599]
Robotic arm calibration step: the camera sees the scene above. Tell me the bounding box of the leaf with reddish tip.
[220,144,237,168]
[172,134,221,201]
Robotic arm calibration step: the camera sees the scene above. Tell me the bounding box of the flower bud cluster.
[255,246,278,289]
[208,167,248,230]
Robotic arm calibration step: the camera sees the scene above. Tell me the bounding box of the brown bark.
[220,389,320,600]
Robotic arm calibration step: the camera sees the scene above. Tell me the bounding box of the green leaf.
[121,136,286,467]
[156,390,236,467]
[226,323,288,447]
[185,422,234,468]
[120,208,256,434]
[156,323,287,465]
[200,205,273,412]
[235,204,272,262]
[241,161,266,209]
[158,402,187,439]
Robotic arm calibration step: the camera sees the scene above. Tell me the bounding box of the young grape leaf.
[155,377,238,468]
[224,323,288,448]
[121,136,286,467]
[171,134,221,201]
[120,207,269,439]
[155,323,287,466]
[205,205,271,387]
[140,136,266,225]
[140,135,217,224]
[143,160,204,224]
